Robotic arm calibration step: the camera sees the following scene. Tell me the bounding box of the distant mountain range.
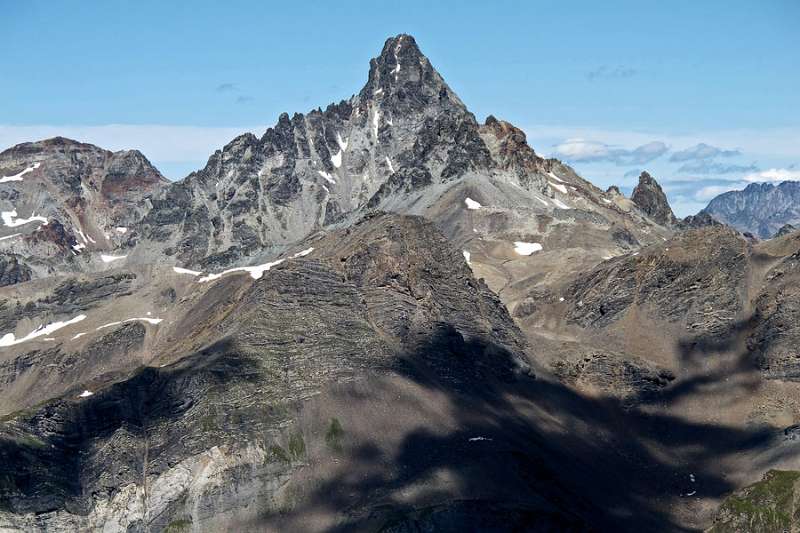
[703,180,800,239]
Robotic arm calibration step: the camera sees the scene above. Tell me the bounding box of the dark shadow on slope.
[0,337,265,514]
[274,321,778,533]
[0,313,784,531]
[633,314,763,408]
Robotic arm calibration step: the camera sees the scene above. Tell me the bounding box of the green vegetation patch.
[164,518,192,533]
[710,470,800,533]
[325,417,345,453]
[288,431,305,460]
[267,444,290,463]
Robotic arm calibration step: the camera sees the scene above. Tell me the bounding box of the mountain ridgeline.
[0,34,799,533]
[703,180,800,239]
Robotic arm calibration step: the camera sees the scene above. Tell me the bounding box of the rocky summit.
[703,180,800,239]
[1,34,800,533]
[631,171,677,226]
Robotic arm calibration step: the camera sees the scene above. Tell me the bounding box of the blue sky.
[2,0,798,215]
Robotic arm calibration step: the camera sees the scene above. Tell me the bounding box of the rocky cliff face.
[703,181,800,239]
[630,171,677,226]
[129,35,669,274]
[774,223,797,238]
[0,137,168,282]
[134,34,493,268]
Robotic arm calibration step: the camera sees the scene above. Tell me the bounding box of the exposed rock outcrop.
[630,171,677,226]
[0,138,168,282]
[703,181,800,239]
[773,223,797,239]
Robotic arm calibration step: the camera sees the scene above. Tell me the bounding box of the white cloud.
[743,168,800,183]
[693,182,747,201]
[525,125,800,161]
[551,138,668,165]
[524,124,800,218]
[669,143,739,162]
[552,138,610,161]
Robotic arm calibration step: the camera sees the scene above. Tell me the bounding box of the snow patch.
[373,88,383,96]
[552,198,570,209]
[601,198,612,204]
[72,243,86,252]
[317,171,336,184]
[76,228,97,245]
[198,259,285,283]
[385,157,394,173]
[331,150,343,168]
[468,436,492,442]
[0,233,21,242]
[114,227,128,234]
[464,197,482,210]
[513,242,543,256]
[559,297,565,302]
[173,266,202,276]
[549,181,568,194]
[462,250,471,264]
[1,210,48,228]
[393,37,402,81]
[0,314,86,347]
[336,133,348,151]
[100,254,127,263]
[71,332,87,340]
[372,109,380,139]
[0,162,40,183]
[533,196,549,207]
[547,171,565,183]
[96,317,164,331]
[291,247,314,258]
[78,390,94,398]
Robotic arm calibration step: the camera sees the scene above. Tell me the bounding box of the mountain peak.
[378,34,423,65]
[631,171,677,226]
[704,179,800,238]
[744,181,774,193]
[361,34,465,112]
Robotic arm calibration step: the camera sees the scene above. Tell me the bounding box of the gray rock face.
[134,34,494,269]
[552,350,675,407]
[679,211,721,230]
[130,35,670,273]
[0,137,168,282]
[631,171,677,226]
[773,223,796,239]
[750,249,800,380]
[0,255,31,287]
[703,181,800,239]
[566,226,749,333]
[0,272,136,332]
